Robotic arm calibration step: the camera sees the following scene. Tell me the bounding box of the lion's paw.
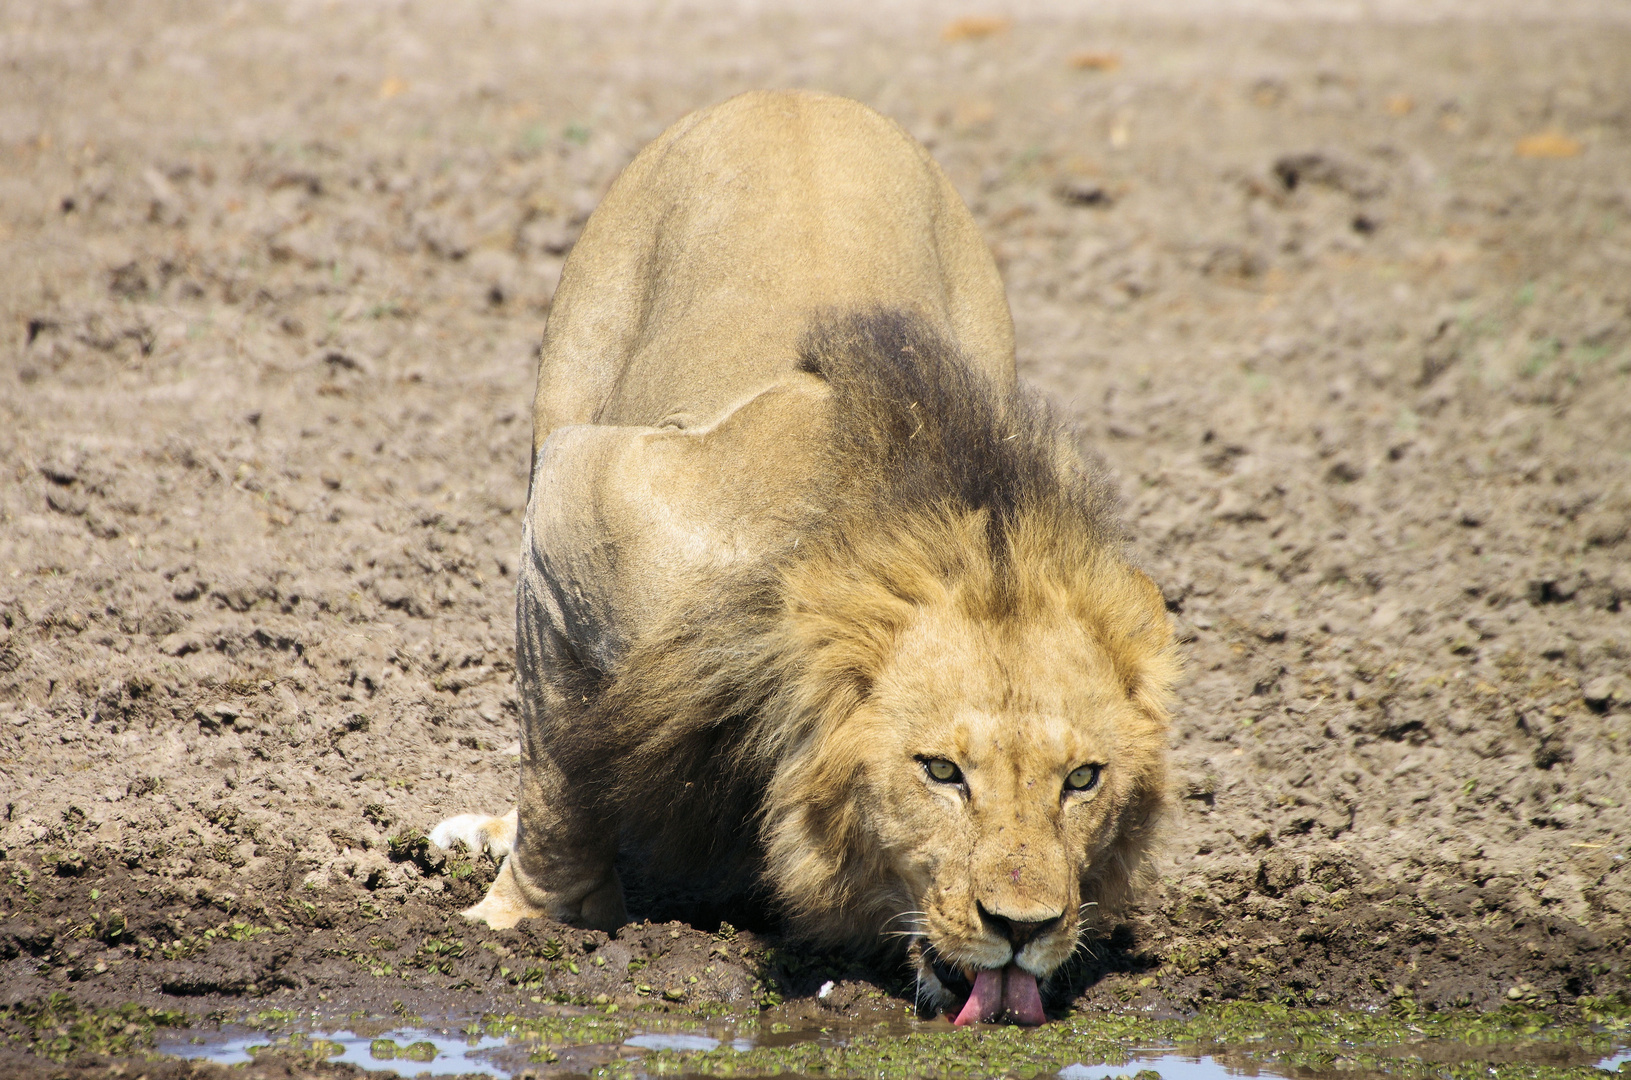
[429,808,517,859]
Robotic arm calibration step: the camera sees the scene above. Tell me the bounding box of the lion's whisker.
[1069,934,1104,964]
[883,909,927,944]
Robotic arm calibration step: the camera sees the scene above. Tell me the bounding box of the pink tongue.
[1003,966,1046,1026]
[953,967,1004,1026]
[951,964,1046,1026]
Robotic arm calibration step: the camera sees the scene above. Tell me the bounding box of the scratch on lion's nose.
[1010,868,1022,883]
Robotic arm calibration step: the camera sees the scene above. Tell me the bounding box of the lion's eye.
[1065,764,1102,793]
[923,758,963,784]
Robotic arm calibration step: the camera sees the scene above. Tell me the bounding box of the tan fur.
[430,90,1178,1009]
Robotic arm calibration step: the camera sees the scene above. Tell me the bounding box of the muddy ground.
[2,0,1630,1075]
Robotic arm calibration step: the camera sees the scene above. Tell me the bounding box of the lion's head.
[761,502,1176,1023]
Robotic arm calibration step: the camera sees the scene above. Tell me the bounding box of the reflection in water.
[1064,1056,1200,1080]
[1061,1054,1285,1080]
[162,1027,513,1078]
[625,1033,757,1053]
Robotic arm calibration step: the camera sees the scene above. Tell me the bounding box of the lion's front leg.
[430,750,626,932]
[429,473,643,932]
[461,851,624,933]
[429,809,540,929]
[501,743,627,930]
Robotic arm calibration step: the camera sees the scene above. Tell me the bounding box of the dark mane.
[795,308,1121,558]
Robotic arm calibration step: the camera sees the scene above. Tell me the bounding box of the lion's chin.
[951,964,1046,1027]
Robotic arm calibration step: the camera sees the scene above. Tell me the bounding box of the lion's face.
[763,520,1174,1020]
[856,599,1167,996]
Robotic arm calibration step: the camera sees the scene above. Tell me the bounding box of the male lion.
[431,89,1178,1025]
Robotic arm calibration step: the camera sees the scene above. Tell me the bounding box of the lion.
[430,89,1178,1025]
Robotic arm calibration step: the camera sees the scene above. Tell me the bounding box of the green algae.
[0,993,187,1062]
[604,1001,1631,1080]
[1176,998,1628,1051]
[230,1031,351,1065]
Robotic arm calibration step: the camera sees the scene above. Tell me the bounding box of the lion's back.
[532,89,1015,441]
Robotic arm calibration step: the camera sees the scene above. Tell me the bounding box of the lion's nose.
[976,902,1063,947]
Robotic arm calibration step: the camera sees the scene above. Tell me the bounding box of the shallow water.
[161,1026,517,1077]
[1060,1054,1326,1080]
[155,1031,1314,1080]
[624,1032,758,1053]
[160,1016,1631,1080]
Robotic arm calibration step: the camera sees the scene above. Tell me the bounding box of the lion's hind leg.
[429,808,518,860]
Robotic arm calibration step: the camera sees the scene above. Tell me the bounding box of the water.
[161,1019,1631,1080]
[160,1021,762,1077]
[624,1032,757,1053]
[159,1031,1276,1080]
[1060,1055,1298,1080]
[161,1026,517,1078]
[1058,1051,1631,1080]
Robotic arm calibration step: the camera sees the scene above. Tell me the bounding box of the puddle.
[159,1016,766,1078]
[158,1015,1631,1080]
[1060,1055,1280,1080]
[1059,1050,1631,1080]
[161,1026,516,1078]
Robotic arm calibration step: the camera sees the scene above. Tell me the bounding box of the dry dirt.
[2,0,1630,1075]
